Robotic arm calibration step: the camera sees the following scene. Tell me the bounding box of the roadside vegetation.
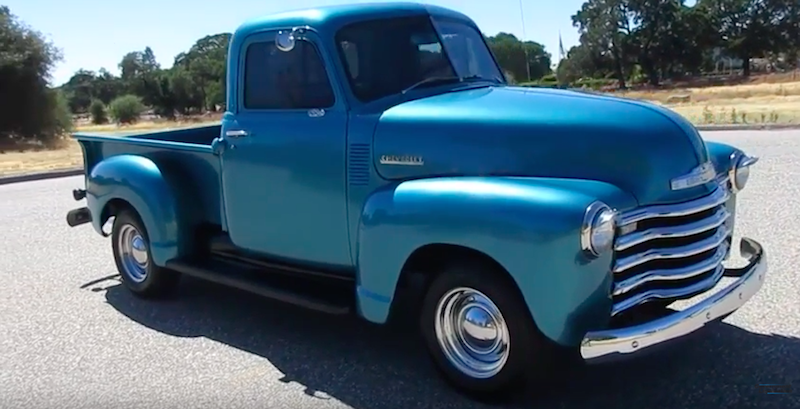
[1,0,799,176]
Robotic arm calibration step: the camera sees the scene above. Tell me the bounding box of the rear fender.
[355,176,637,347]
[85,154,195,266]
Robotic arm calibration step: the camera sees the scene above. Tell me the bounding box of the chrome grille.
[611,185,732,316]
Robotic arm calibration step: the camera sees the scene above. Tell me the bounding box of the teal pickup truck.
[66,2,768,400]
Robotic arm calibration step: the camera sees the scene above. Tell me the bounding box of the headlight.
[581,202,617,258]
[729,152,759,193]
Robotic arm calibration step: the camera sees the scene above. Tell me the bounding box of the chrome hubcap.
[434,287,510,379]
[117,224,149,283]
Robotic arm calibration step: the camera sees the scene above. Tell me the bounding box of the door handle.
[225,129,250,138]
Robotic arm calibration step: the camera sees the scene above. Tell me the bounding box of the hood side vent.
[348,143,371,186]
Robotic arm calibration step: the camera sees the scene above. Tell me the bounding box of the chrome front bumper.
[580,237,767,363]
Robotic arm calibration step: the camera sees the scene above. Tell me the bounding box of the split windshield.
[334,15,505,103]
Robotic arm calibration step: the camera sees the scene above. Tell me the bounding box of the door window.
[243,39,335,110]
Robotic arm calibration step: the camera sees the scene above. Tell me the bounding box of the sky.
[7,0,590,86]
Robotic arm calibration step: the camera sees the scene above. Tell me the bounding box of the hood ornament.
[670,161,716,191]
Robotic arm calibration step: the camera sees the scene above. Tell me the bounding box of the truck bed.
[75,123,222,144]
[73,124,224,226]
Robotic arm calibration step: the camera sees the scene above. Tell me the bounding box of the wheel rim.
[117,224,149,283]
[434,287,510,379]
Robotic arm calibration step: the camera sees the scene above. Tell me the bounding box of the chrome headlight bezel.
[581,201,618,258]
[728,152,759,193]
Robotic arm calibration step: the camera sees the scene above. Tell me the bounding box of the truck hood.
[372,86,714,206]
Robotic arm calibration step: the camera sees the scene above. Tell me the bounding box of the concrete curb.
[0,167,83,186]
[695,123,800,131]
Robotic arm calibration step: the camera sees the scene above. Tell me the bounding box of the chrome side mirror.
[276,27,310,52]
[275,30,296,52]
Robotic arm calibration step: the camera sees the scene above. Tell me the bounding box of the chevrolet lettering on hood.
[379,154,424,166]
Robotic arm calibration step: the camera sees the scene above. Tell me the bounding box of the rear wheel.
[419,261,554,401]
[111,209,180,298]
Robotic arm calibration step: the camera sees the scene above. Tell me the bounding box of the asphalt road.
[1,129,799,409]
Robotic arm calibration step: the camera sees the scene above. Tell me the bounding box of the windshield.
[334,15,505,103]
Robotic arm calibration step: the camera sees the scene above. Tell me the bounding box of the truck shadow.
[95,275,798,409]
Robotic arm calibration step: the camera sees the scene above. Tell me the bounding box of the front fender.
[355,176,638,347]
[86,154,182,266]
[705,140,741,174]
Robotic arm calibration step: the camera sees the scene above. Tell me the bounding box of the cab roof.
[233,2,474,39]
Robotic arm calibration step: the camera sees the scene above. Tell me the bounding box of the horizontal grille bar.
[613,226,728,273]
[618,186,729,226]
[610,184,732,317]
[612,242,728,297]
[615,206,730,251]
[611,262,726,316]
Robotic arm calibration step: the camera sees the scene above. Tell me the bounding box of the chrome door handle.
[225,129,250,138]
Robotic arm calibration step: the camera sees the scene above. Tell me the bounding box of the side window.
[340,40,359,79]
[243,39,335,110]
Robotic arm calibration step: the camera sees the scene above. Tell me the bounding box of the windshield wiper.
[402,75,503,94]
[401,75,503,95]
[461,75,504,84]
[401,76,462,94]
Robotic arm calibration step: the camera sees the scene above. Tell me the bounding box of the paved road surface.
[1,130,798,409]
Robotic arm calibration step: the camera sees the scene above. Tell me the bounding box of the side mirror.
[275,30,296,52]
[275,27,310,52]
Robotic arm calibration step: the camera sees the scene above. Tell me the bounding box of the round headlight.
[581,202,617,258]
[734,164,750,191]
[729,153,758,193]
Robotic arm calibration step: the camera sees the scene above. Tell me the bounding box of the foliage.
[565,0,798,87]
[0,6,68,145]
[54,0,800,114]
[108,95,144,124]
[60,34,231,119]
[4,1,800,148]
[50,89,73,134]
[485,33,552,82]
[89,99,107,124]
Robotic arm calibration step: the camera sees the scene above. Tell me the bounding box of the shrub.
[50,89,74,135]
[89,99,108,124]
[108,94,144,124]
[540,73,557,83]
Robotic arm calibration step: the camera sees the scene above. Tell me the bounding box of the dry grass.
[2,74,800,177]
[0,139,83,176]
[0,117,220,176]
[609,72,800,126]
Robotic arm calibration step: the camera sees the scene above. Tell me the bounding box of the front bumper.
[580,237,767,363]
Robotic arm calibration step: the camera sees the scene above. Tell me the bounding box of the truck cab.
[66,2,768,401]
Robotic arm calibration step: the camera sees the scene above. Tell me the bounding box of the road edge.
[1,124,798,186]
[695,123,800,131]
[0,167,83,186]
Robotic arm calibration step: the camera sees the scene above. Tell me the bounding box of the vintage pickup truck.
[66,2,767,400]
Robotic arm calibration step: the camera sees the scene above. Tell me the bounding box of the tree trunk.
[614,62,627,89]
[641,58,659,86]
[742,56,751,77]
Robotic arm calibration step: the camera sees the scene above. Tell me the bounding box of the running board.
[165,258,353,315]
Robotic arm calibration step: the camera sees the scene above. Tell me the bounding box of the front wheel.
[419,262,553,401]
[111,209,180,299]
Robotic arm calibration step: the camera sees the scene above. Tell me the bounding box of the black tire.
[111,209,180,299]
[419,260,554,401]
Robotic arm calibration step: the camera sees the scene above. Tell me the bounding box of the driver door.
[219,30,351,268]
